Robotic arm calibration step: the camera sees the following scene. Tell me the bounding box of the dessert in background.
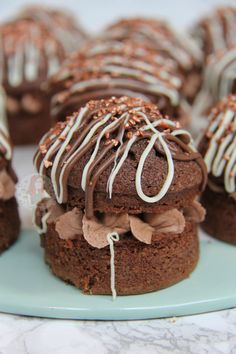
[199,94,236,245]
[34,96,206,296]
[49,39,191,126]
[101,17,203,103]
[0,5,87,145]
[193,47,236,117]
[192,6,236,62]
[0,116,20,252]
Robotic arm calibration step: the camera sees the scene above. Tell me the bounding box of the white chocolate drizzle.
[0,86,12,160]
[35,98,200,206]
[204,107,236,193]
[107,232,119,300]
[33,210,51,234]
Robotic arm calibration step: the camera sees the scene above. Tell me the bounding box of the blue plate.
[0,230,235,320]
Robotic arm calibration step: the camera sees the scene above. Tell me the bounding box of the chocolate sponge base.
[41,220,199,295]
[201,186,236,245]
[0,197,20,253]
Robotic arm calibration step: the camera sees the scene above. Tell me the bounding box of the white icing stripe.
[212,48,236,99]
[204,109,234,172]
[0,87,11,160]
[86,41,176,69]
[99,58,181,87]
[106,114,130,196]
[198,47,236,115]
[204,108,236,193]
[81,114,119,191]
[24,33,40,82]
[45,40,60,77]
[101,65,168,85]
[225,10,236,46]
[107,232,119,300]
[8,44,24,87]
[225,146,236,192]
[102,55,175,76]
[49,107,88,200]
[107,135,137,199]
[69,77,180,106]
[39,123,71,176]
[33,210,51,234]
[136,132,174,203]
[212,133,233,176]
[208,17,226,53]
[56,112,112,203]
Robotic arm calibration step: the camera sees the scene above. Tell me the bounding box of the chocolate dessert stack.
[0,5,87,145]
[34,96,206,297]
[199,94,236,245]
[0,117,20,252]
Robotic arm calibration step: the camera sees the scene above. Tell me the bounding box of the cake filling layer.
[35,198,205,249]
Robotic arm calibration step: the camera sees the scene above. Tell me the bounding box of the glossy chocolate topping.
[34,96,207,218]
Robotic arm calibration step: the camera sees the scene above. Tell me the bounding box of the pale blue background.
[0,0,234,32]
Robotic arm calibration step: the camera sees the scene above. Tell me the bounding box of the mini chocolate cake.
[101,18,203,102]
[49,39,191,126]
[0,121,20,252]
[192,6,236,62]
[199,94,236,245]
[0,5,87,145]
[34,96,206,296]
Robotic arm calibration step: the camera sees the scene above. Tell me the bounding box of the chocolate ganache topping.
[49,39,190,125]
[199,94,236,196]
[34,96,207,218]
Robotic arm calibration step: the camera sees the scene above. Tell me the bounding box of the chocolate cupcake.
[34,96,206,296]
[0,118,20,252]
[101,18,203,103]
[49,39,190,126]
[192,6,236,62]
[199,94,236,245]
[0,5,87,145]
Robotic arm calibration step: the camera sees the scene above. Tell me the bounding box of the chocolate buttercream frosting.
[36,197,204,248]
